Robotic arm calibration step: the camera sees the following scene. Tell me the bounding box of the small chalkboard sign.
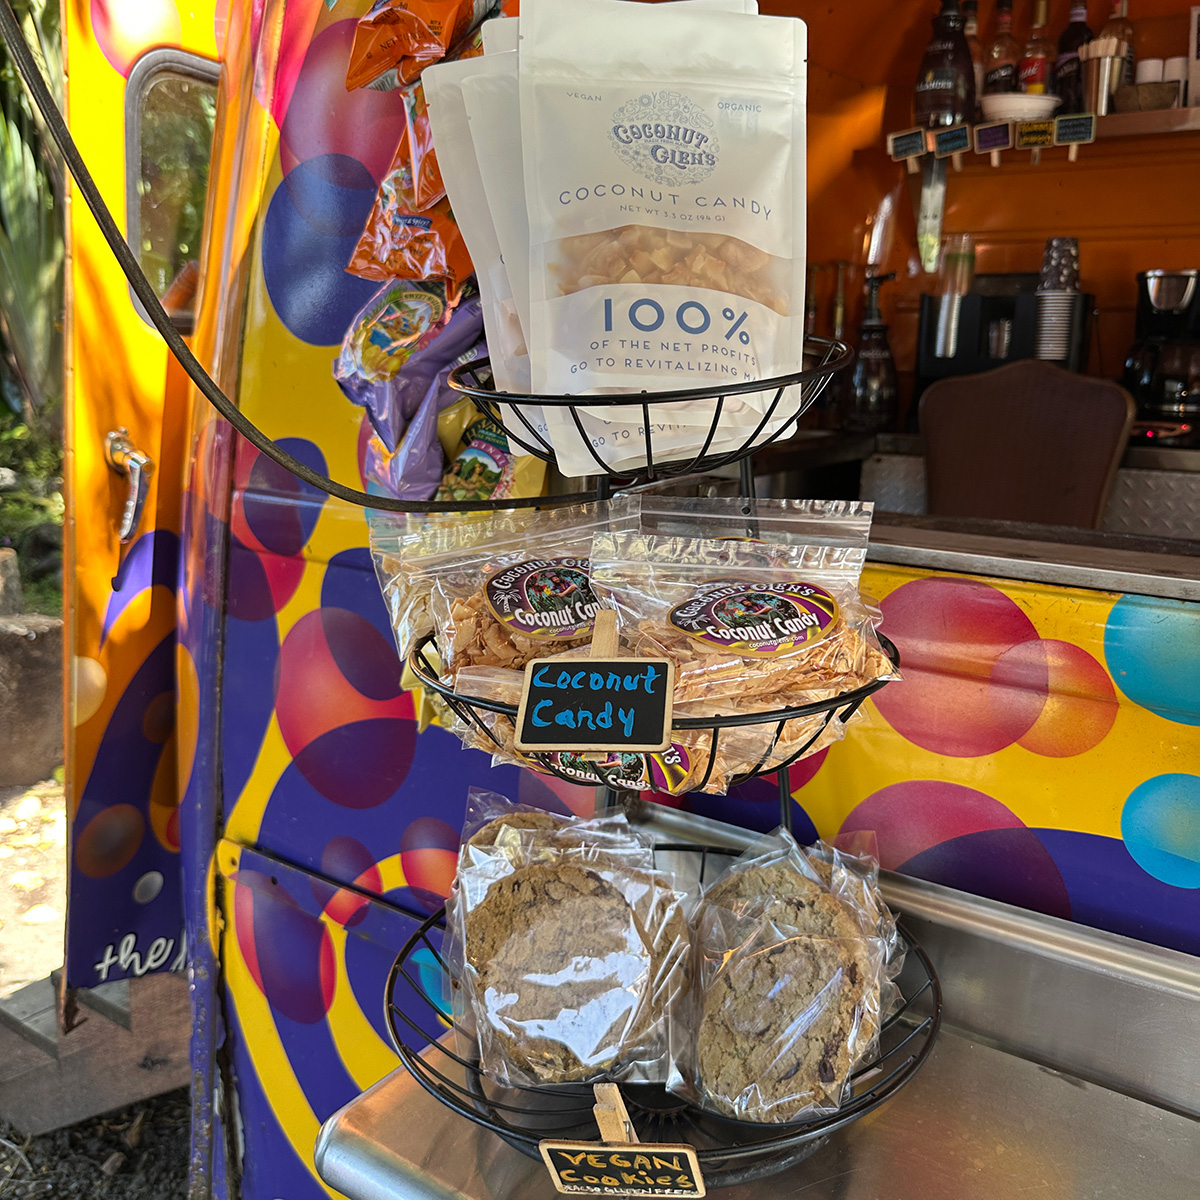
[974,120,1013,153]
[933,125,971,158]
[514,612,674,754]
[1054,113,1096,145]
[540,1144,705,1198]
[887,127,928,160]
[540,1085,706,1198]
[1015,119,1055,148]
[1054,113,1096,161]
[887,127,928,174]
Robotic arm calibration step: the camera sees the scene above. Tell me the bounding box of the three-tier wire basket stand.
[382,336,941,1189]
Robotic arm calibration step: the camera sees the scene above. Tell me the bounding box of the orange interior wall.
[772,0,1200,415]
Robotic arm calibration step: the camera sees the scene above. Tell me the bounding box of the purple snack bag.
[364,336,487,501]
[335,280,482,452]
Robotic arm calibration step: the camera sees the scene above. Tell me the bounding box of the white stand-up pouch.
[520,0,807,409]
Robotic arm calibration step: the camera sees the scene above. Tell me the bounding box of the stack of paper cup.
[1135,58,1164,83]
[1035,292,1077,362]
[1035,237,1080,363]
[1164,57,1188,106]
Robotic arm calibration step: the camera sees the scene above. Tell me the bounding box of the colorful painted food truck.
[25,0,1200,1197]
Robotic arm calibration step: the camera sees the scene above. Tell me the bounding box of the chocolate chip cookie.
[463,861,654,1083]
[695,924,867,1121]
[696,861,879,1121]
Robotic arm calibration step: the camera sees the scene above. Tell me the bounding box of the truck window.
[125,49,219,333]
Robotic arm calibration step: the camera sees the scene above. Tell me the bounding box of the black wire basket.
[406,632,898,794]
[384,842,941,1191]
[446,335,853,484]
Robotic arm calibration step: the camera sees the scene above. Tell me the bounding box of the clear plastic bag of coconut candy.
[589,506,897,714]
[413,498,642,681]
[368,506,535,663]
[452,792,691,1086]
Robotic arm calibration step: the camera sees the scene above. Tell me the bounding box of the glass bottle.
[983,0,1021,95]
[913,0,977,128]
[1101,0,1136,86]
[1055,4,1094,113]
[1020,0,1055,94]
[962,0,984,117]
[841,273,899,435]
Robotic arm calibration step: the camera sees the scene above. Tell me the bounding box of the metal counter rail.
[867,519,1200,602]
[314,836,1200,1200]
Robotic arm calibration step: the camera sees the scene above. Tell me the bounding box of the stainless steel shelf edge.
[867,525,1200,601]
[315,1076,468,1200]
[882,870,1200,1117]
[881,870,1200,1000]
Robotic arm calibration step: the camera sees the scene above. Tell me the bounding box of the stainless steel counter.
[866,517,1200,601]
[315,1029,1199,1200]
[314,851,1200,1200]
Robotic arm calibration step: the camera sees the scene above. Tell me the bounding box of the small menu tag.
[887,127,928,161]
[539,1144,705,1198]
[933,125,971,158]
[974,120,1014,153]
[540,1085,706,1198]
[514,612,673,754]
[1015,119,1055,148]
[1054,113,1096,145]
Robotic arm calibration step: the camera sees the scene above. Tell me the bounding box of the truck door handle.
[105,428,154,544]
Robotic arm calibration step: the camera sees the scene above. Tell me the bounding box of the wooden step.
[0,971,190,1135]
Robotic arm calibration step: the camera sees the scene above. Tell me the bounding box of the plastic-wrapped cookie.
[695,922,870,1121]
[463,861,655,1084]
[695,860,883,1121]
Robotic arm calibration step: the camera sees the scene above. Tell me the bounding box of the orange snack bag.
[400,82,445,212]
[346,0,493,91]
[347,193,473,288]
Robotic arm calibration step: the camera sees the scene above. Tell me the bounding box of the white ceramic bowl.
[980,93,1063,122]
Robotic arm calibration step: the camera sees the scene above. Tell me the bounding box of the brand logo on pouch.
[609,91,719,187]
[669,582,839,656]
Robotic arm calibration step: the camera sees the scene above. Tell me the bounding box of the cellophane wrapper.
[589,499,897,711]
[668,827,893,1123]
[411,498,639,681]
[448,791,691,1085]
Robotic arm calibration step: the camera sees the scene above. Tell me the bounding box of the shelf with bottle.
[896,0,1198,171]
[888,102,1200,174]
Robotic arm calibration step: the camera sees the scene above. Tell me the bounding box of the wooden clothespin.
[593,1083,639,1145]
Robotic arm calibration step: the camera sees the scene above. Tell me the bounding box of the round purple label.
[668,582,839,655]
[484,557,599,639]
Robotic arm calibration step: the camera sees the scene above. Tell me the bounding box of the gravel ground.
[0,778,66,999]
[0,1088,190,1199]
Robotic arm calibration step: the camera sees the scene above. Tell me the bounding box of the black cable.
[0,0,593,514]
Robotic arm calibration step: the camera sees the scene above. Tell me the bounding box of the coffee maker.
[1123,270,1200,446]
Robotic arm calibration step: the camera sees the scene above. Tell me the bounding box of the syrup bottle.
[841,272,899,435]
[914,0,977,128]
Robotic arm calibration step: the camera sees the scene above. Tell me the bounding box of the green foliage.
[0,0,63,435]
[0,0,63,616]
[0,406,62,613]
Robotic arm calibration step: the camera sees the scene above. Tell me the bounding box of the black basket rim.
[406,632,899,731]
[383,890,942,1166]
[447,336,853,409]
